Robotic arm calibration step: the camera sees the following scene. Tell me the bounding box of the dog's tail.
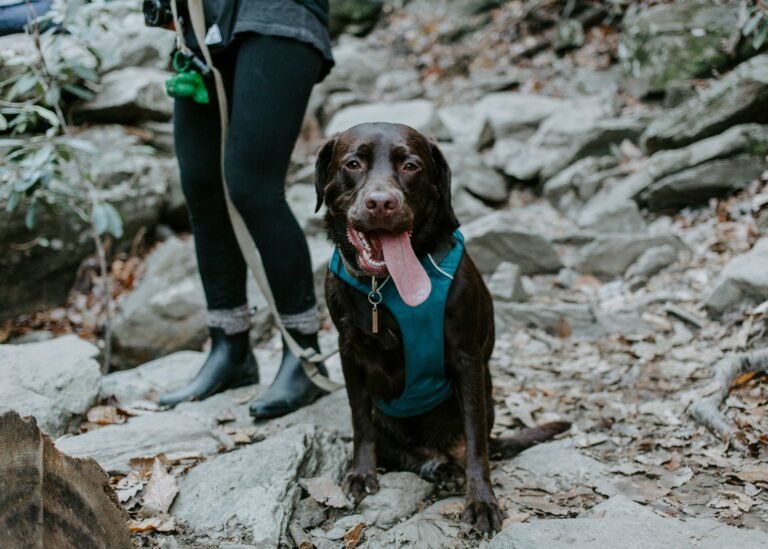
[489,421,570,460]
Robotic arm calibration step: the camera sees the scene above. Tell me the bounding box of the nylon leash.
[172,0,343,391]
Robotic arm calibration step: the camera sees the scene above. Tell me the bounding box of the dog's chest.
[328,231,466,417]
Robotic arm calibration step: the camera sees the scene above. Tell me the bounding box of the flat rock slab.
[73,66,172,123]
[100,350,204,403]
[490,496,768,548]
[357,472,433,529]
[365,497,465,549]
[572,234,687,277]
[642,53,768,151]
[463,211,563,275]
[0,336,101,437]
[172,424,348,547]
[56,408,224,474]
[495,302,650,339]
[706,237,768,313]
[325,100,448,139]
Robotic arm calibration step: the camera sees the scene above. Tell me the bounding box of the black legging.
[174,34,322,316]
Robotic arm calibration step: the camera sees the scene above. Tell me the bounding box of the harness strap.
[177,0,343,392]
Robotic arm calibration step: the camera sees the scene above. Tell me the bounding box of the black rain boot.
[249,330,328,420]
[158,327,259,407]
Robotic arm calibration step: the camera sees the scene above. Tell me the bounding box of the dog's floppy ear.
[314,137,336,212]
[429,140,460,230]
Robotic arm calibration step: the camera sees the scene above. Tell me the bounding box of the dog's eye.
[402,162,419,172]
[345,160,362,170]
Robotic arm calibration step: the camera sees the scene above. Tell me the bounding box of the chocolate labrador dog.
[315,122,569,535]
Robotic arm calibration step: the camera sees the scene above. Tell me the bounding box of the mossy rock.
[329,0,383,37]
[619,1,744,97]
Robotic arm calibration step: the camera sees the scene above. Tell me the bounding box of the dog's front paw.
[343,470,379,503]
[462,495,503,536]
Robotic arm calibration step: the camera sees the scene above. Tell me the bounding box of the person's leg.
[222,34,326,419]
[159,48,259,407]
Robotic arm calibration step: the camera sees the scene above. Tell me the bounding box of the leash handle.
[174,0,343,392]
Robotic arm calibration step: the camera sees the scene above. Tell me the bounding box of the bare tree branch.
[689,348,768,453]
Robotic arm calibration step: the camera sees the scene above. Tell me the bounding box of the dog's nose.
[364,191,398,216]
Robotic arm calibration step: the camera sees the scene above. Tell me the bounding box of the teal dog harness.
[329,230,465,417]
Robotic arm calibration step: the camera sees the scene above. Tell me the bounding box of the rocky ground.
[3,0,768,547]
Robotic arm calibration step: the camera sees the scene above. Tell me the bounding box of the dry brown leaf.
[707,490,756,518]
[223,425,260,445]
[216,408,237,423]
[115,471,144,504]
[128,516,176,533]
[300,477,353,509]
[730,467,768,484]
[129,453,169,474]
[501,511,530,530]
[556,317,572,339]
[344,522,366,549]
[140,458,179,517]
[732,371,757,388]
[86,405,126,426]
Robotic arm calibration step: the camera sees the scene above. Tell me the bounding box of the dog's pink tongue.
[379,232,431,306]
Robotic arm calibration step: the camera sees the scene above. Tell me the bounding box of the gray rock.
[0,336,101,437]
[490,496,768,548]
[56,406,225,474]
[437,104,494,150]
[643,54,768,152]
[578,200,646,233]
[553,19,585,52]
[637,155,768,210]
[531,104,644,181]
[619,1,745,98]
[157,156,188,230]
[329,0,383,37]
[325,100,448,139]
[513,440,607,481]
[625,245,678,280]
[440,144,508,203]
[271,389,352,438]
[706,237,768,314]
[492,99,644,182]
[74,67,173,124]
[495,302,648,338]
[100,351,203,403]
[313,36,389,100]
[287,183,324,236]
[172,425,348,547]
[473,92,566,138]
[462,212,563,275]
[543,156,619,213]
[110,237,207,368]
[488,262,527,302]
[357,472,433,529]
[140,121,175,155]
[8,330,56,344]
[0,126,168,320]
[572,234,686,277]
[364,497,464,549]
[510,304,564,336]
[111,237,272,368]
[487,138,542,181]
[373,70,424,101]
[294,498,328,530]
[451,188,494,225]
[579,124,768,225]
[75,0,173,72]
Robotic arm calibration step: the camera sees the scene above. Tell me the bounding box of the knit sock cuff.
[281,306,320,335]
[208,305,251,335]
